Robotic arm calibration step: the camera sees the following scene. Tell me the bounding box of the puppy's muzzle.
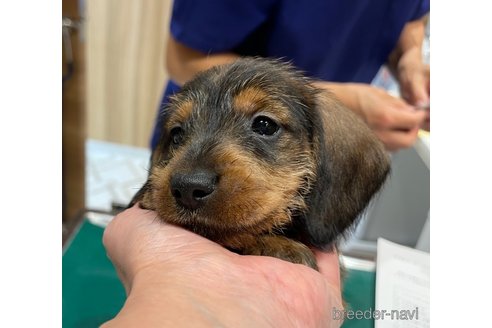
[170,169,218,210]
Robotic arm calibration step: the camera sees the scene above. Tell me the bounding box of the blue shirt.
[151,0,430,149]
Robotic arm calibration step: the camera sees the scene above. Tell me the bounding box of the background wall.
[63,0,86,226]
[86,0,172,147]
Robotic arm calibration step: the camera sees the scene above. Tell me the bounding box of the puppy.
[131,58,390,270]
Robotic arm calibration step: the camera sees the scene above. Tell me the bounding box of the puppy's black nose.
[170,170,218,210]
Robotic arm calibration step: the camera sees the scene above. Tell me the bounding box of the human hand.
[352,84,427,150]
[397,46,430,131]
[102,205,344,328]
[320,82,427,151]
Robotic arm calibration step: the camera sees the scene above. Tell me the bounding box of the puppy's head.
[145,58,389,247]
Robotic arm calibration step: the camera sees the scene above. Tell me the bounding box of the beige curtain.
[86,0,172,147]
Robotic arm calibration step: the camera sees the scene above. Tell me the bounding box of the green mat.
[63,219,375,328]
[341,269,376,328]
[62,220,126,327]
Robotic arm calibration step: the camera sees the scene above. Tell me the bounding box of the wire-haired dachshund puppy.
[131,58,390,270]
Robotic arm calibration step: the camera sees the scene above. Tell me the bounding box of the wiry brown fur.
[131,57,390,270]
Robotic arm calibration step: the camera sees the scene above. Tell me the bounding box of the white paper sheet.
[375,238,430,328]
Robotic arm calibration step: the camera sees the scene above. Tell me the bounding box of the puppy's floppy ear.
[301,92,390,248]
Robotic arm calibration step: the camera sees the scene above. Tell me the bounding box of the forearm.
[166,35,239,85]
[313,81,366,119]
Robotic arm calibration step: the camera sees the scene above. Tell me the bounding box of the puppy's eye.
[170,127,184,145]
[252,116,279,136]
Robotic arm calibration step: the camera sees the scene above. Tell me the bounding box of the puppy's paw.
[245,235,318,270]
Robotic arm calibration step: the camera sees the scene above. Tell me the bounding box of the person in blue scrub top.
[151,0,430,151]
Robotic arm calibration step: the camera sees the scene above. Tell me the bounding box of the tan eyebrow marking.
[233,87,292,123]
[167,99,193,127]
[233,87,269,115]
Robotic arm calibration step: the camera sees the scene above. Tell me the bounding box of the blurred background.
[62,0,173,241]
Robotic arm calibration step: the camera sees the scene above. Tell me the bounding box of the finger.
[384,108,427,130]
[377,127,420,151]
